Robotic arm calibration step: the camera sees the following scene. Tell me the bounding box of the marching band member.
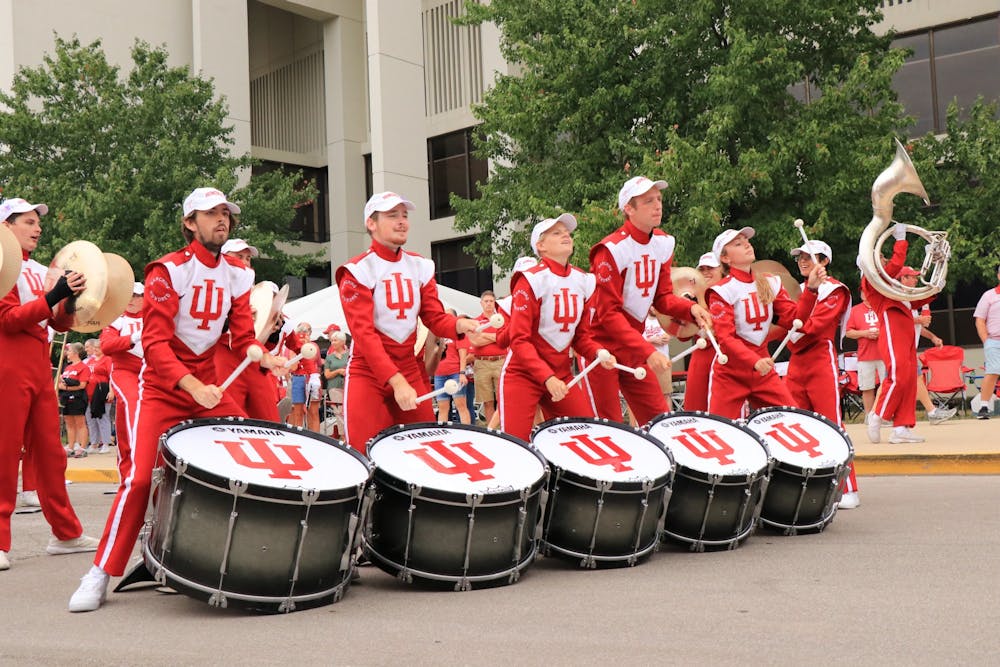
[1,197,99,573]
[588,176,711,426]
[499,215,615,441]
[683,252,725,412]
[336,192,481,453]
[706,228,821,419]
[70,188,282,612]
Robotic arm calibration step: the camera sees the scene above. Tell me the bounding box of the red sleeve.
[336,267,400,385]
[141,263,193,389]
[0,287,56,334]
[508,276,556,383]
[772,285,817,330]
[796,286,848,341]
[590,245,655,365]
[99,325,133,355]
[707,289,764,369]
[652,257,699,322]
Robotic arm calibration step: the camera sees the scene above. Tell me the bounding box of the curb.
[66,469,120,484]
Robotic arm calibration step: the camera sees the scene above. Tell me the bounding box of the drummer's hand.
[64,270,87,294]
[599,353,617,370]
[647,350,671,375]
[806,263,827,290]
[455,317,480,335]
[189,382,223,409]
[389,373,418,411]
[259,351,281,370]
[545,376,567,402]
[271,364,290,379]
[754,357,775,376]
[690,304,712,331]
[466,331,491,347]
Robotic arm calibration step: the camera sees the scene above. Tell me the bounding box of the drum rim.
[744,405,856,455]
[645,410,772,481]
[531,416,675,491]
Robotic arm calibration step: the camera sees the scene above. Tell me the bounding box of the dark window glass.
[427,128,487,219]
[253,161,329,243]
[432,236,492,299]
[894,58,936,135]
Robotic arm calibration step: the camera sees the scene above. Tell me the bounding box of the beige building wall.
[876,0,998,33]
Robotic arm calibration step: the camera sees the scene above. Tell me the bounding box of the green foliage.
[0,36,317,280]
[455,0,999,292]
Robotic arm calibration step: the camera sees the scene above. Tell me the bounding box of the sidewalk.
[61,415,998,482]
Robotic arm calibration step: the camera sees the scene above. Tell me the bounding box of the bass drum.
[531,418,673,567]
[646,412,771,552]
[745,407,853,534]
[365,423,548,590]
[145,418,371,613]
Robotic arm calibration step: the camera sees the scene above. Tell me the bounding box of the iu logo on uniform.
[190,279,225,329]
[217,437,314,480]
[552,288,579,332]
[405,440,496,482]
[672,427,736,466]
[559,434,634,472]
[765,422,823,458]
[23,268,46,298]
[634,255,656,297]
[742,292,769,331]
[383,272,415,320]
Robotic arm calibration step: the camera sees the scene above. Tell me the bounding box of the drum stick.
[611,363,647,380]
[220,345,264,391]
[703,328,728,365]
[475,313,505,332]
[283,341,319,368]
[566,349,611,389]
[793,219,819,264]
[772,319,803,361]
[415,378,460,404]
[670,337,707,364]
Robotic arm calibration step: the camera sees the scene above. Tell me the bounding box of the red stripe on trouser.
[873,311,918,428]
[588,361,667,427]
[500,369,597,442]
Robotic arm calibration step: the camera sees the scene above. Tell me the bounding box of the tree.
[0,36,317,282]
[454,0,999,293]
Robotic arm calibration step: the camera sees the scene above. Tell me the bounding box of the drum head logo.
[405,440,495,482]
[216,437,313,480]
[672,427,735,466]
[560,434,633,472]
[765,422,823,458]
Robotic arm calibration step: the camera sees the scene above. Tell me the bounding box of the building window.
[432,236,492,299]
[284,262,333,300]
[427,128,488,220]
[893,14,1000,135]
[252,161,329,243]
[363,153,373,201]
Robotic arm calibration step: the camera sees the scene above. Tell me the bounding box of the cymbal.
[72,253,135,333]
[0,225,21,299]
[414,318,429,355]
[50,240,108,326]
[752,260,801,300]
[250,282,290,343]
[666,266,705,338]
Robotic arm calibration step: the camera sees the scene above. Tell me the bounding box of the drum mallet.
[611,362,647,380]
[771,319,803,361]
[283,342,320,368]
[670,337,707,365]
[220,344,265,391]
[566,349,611,389]
[415,378,460,404]
[793,219,819,264]
[475,313,505,332]
[703,328,729,365]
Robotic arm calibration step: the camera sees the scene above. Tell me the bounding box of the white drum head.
[532,420,671,483]
[369,425,545,495]
[164,421,369,491]
[646,414,768,476]
[746,409,851,469]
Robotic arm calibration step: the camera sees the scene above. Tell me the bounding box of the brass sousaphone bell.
[0,224,23,299]
[48,240,135,333]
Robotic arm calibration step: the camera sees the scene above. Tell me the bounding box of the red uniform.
[588,220,695,425]
[499,258,603,441]
[92,240,255,576]
[706,269,816,419]
[336,239,460,453]
[0,251,86,553]
[682,340,714,412]
[100,312,144,483]
[215,330,280,420]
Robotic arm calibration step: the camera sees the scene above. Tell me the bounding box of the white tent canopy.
[282,283,483,338]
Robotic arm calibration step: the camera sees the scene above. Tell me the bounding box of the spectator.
[83,338,113,453]
[471,290,507,423]
[58,342,91,458]
[973,262,1000,419]
[432,309,472,425]
[323,330,350,437]
[288,322,321,432]
[845,294,884,416]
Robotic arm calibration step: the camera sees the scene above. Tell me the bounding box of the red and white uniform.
[0,251,85,553]
[100,312,144,481]
[499,258,602,441]
[864,239,932,429]
[92,241,255,576]
[336,240,460,453]
[215,328,283,420]
[706,268,816,419]
[588,220,695,425]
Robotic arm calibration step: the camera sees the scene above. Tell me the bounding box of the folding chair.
[838,369,866,423]
[919,345,970,415]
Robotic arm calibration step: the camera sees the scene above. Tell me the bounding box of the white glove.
[893,222,907,241]
[130,331,142,344]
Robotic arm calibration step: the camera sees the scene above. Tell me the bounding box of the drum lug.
[535,487,549,542]
[459,493,482,588]
[151,466,164,487]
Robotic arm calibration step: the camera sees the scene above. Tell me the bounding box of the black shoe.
[977,406,990,420]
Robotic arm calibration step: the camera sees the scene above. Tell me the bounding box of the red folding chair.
[919,345,970,415]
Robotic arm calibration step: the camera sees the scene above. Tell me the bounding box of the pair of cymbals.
[250,281,290,344]
[49,240,135,333]
[751,260,802,300]
[0,225,21,298]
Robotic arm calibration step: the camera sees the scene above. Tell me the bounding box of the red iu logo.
[405,440,496,482]
[383,272,415,320]
[633,255,656,297]
[190,279,225,330]
[217,437,314,480]
[559,434,633,472]
[765,422,823,458]
[742,291,769,331]
[672,427,736,466]
[552,288,579,332]
[23,268,46,298]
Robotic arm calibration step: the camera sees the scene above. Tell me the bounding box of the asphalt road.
[2,476,999,666]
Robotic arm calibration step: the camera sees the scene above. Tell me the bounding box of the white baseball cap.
[712,226,756,263]
[791,240,832,262]
[132,282,144,295]
[530,213,577,257]
[221,238,260,258]
[0,198,49,221]
[364,191,415,223]
[513,256,538,273]
[697,252,720,269]
[183,188,241,217]
[617,176,667,211]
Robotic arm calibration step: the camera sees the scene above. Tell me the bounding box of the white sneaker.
[866,412,881,443]
[889,427,925,444]
[68,568,110,612]
[72,445,87,458]
[97,444,111,454]
[46,535,100,555]
[838,491,860,510]
[0,551,9,571]
[927,407,957,424]
[17,490,40,507]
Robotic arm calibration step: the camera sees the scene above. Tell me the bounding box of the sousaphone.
[250,281,290,344]
[48,240,135,333]
[0,225,21,298]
